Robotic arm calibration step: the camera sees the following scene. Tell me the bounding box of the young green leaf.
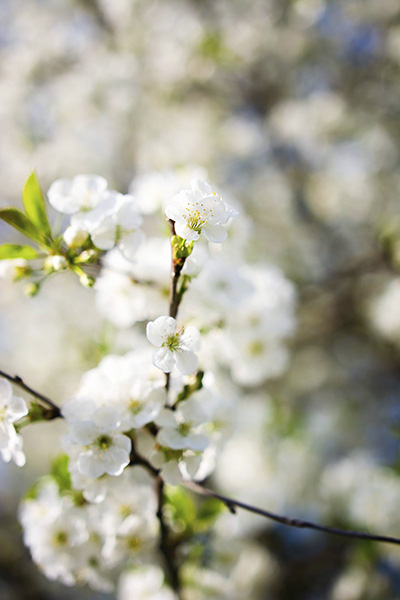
[23,172,52,240]
[0,243,38,260]
[0,208,43,244]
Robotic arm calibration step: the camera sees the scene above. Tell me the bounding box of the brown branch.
[156,477,182,596]
[0,369,61,418]
[185,481,400,548]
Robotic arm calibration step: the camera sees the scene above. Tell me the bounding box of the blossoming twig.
[0,369,61,418]
[185,481,400,547]
[3,367,400,549]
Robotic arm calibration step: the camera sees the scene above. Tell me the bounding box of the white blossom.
[48,174,108,215]
[155,399,209,452]
[146,316,200,375]
[165,180,236,243]
[118,565,177,600]
[0,377,28,467]
[62,399,131,479]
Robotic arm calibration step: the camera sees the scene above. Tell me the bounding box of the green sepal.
[171,235,194,259]
[0,243,39,260]
[23,172,52,242]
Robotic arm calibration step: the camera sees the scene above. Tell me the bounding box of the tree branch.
[185,481,400,547]
[3,367,400,549]
[156,477,182,596]
[0,369,61,418]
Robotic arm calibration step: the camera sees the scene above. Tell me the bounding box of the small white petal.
[202,223,228,243]
[153,347,175,373]
[0,378,12,403]
[155,409,177,428]
[181,326,201,352]
[175,350,198,375]
[174,221,200,242]
[7,395,28,421]
[161,462,183,485]
[146,316,177,347]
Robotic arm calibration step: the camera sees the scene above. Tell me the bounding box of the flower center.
[165,333,181,352]
[53,530,68,546]
[178,421,193,436]
[129,399,142,414]
[96,434,113,450]
[120,503,132,518]
[127,535,141,551]
[247,340,265,356]
[0,406,6,421]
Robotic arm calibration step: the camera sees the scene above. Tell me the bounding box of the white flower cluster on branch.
[0,166,297,597]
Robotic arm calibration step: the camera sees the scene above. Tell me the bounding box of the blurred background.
[2,0,400,598]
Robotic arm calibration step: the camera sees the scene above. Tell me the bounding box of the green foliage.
[51,454,72,493]
[165,485,225,538]
[0,244,38,260]
[0,172,55,253]
[0,208,44,245]
[165,485,197,529]
[23,172,52,241]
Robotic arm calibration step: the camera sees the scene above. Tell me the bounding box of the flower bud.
[44,255,68,272]
[24,282,40,297]
[63,226,88,249]
[79,273,95,288]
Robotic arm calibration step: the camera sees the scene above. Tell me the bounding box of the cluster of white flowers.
[0,378,28,467]
[0,168,297,595]
[19,467,160,592]
[48,174,144,261]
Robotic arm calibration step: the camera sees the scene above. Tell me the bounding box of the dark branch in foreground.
[156,478,182,595]
[3,371,400,550]
[185,481,400,547]
[0,369,61,418]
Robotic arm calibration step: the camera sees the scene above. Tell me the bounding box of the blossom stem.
[0,369,61,418]
[185,481,400,547]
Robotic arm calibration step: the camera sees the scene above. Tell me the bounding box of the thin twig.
[0,369,61,418]
[185,481,400,547]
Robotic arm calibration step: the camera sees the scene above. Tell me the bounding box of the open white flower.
[155,399,209,452]
[73,192,143,258]
[48,175,108,215]
[146,316,200,375]
[62,400,131,479]
[0,378,28,467]
[120,381,165,430]
[165,180,236,243]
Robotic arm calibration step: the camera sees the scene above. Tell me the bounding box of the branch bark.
[0,369,61,418]
[185,481,400,547]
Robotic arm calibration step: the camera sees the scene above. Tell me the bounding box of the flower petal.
[202,223,228,243]
[175,350,198,375]
[153,347,175,373]
[146,316,177,347]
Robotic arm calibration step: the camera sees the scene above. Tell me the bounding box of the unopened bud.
[79,274,95,288]
[44,255,68,272]
[24,282,40,297]
[63,226,88,249]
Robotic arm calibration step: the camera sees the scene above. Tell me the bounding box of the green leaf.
[165,485,197,528]
[0,208,43,244]
[51,454,72,492]
[0,243,38,260]
[197,498,225,526]
[23,172,52,240]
